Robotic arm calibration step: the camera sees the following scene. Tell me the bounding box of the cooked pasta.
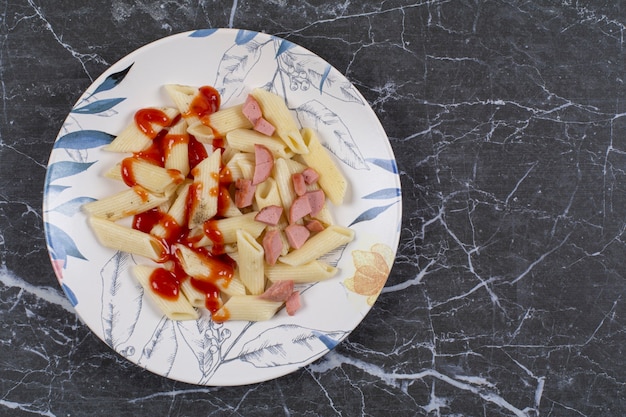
[83,85,355,322]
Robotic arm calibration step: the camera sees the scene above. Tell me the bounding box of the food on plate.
[83,85,353,322]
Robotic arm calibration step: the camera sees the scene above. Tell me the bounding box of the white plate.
[43,29,402,386]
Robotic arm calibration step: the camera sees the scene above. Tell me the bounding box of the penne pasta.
[88,217,167,262]
[193,211,266,247]
[164,84,195,105]
[226,128,293,159]
[212,295,283,322]
[163,118,191,177]
[82,186,168,221]
[201,104,253,136]
[133,265,200,320]
[299,127,347,206]
[179,277,208,308]
[188,148,221,229]
[235,156,255,180]
[187,120,216,144]
[272,158,296,213]
[84,84,357,322]
[119,157,185,195]
[265,260,338,283]
[150,181,191,239]
[279,225,355,266]
[104,107,179,153]
[173,244,245,297]
[220,274,248,297]
[254,177,283,209]
[236,229,265,295]
[250,88,308,154]
[224,152,254,182]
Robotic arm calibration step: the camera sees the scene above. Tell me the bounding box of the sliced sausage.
[259,279,294,302]
[288,195,312,224]
[305,219,325,233]
[292,172,307,196]
[252,144,274,185]
[285,291,301,316]
[253,117,276,136]
[255,205,283,226]
[242,94,262,124]
[285,223,310,249]
[306,189,325,216]
[235,178,256,208]
[262,229,283,265]
[301,167,319,185]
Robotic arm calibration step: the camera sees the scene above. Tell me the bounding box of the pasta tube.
[250,88,308,154]
[279,225,355,266]
[105,107,179,152]
[88,217,167,262]
[236,229,265,295]
[299,127,347,206]
[82,186,168,221]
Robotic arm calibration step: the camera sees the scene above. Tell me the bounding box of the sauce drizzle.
[135,108,171,139]
[149,268,180,300]
[127,87,245,321]
[185,86,221,119]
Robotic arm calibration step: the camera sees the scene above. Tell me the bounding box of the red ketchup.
[127,87,239,320]
[135,108,171,139]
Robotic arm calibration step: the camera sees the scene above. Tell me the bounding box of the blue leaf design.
[45,184,70,199]
[319,64,331,93]
[366,158,398,174]
[214,36,273,104]
[312,330,340,350]
[363,188,401,199]
[72,98,126,114]
[53,130,115,150]
[276,48,363,104]
[296,100,368,169]
[350,202,399,226]
[47,196,96,216]
[189,28,218,38]
[276,39,296,57]
[100,252,143,351]
[138,317,178,377]
[45,222,86,262]
[62,283,78,307]
[177,315,230,383]
[229,324,348,367]
[89,63,133,96]
[235,29,257,45]
[47,161,95,183]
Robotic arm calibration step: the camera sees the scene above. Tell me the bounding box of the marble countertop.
[1,1,624,416]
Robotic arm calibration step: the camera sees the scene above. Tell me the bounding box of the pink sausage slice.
[255,205,283,226]
[259,279,294,302]
[301,167,319,185]
[285,291,301,316]
[253,117,276,136]
[252,144,274,185]
[285,224,310,249]
[242,94,262,124]
[292,173,307,196]
[306,189,325,216]
[262,229,283,265]
[305,219,325,233]
[288,195,312,224]
[235,178,256,208]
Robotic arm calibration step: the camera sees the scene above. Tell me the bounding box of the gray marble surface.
[1,1,625,416]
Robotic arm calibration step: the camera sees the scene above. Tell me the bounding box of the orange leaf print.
[344,243,393,305]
